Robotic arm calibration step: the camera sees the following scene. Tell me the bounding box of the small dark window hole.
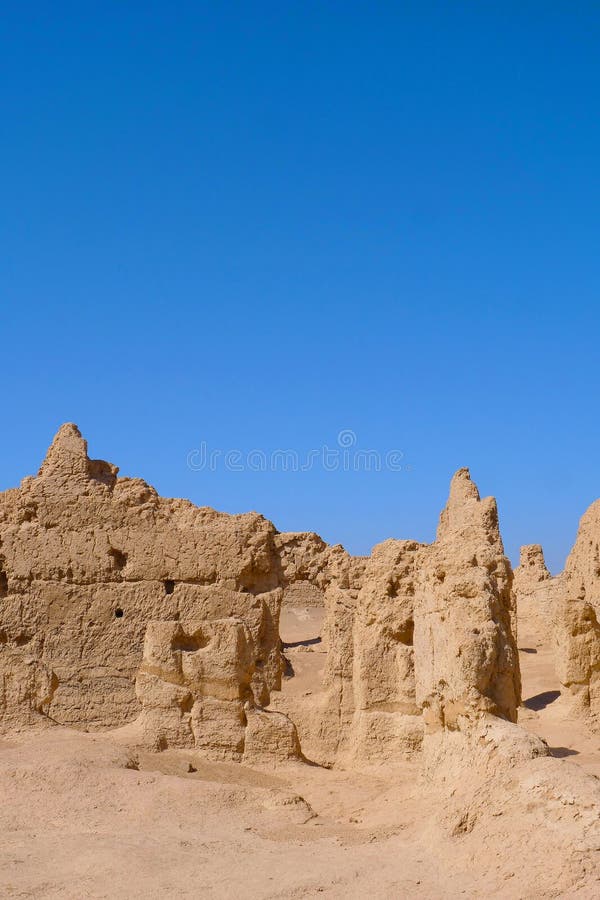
[115,608,124,618]
[109,547,128,570]
[164,580,175,595]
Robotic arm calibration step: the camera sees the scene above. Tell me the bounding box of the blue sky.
[2,3,599,572]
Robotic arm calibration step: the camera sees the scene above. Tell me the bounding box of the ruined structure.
[0,423,598,783]
[510,505,600,731]
[0,425,521,768]
[413,467,520,734]
[513,543,562,643]
[514,543,552,592]
[4,425,600,897]
[552,499,600,729]
[0,424,527,770]
[0,424,284,732]
[273,530,423,765]
[0,645,57,731]
[346,539,423,763]
[4,424,600,894]
[131,618,301,763]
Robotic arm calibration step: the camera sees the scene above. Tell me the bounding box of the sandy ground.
[1,603,599,899]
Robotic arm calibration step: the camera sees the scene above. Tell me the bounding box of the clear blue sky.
[2,3,599,573]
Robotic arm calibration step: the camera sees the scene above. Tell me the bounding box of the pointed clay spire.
[38,423,90,478]
[517,545,550,581]
[436,467,501,550]
[37,423,119,487]
[447,467,481,504]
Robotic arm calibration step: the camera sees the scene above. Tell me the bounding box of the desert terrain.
[1,426,600,898]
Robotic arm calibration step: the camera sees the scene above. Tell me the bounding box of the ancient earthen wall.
[13,425,600,777]
[413,468,520,731]
[0,424,284,729]
[513,543,562,643]
[0,428,526,767]
[131,618,301,763]
[341,539,423,763]
[553,500,600,728]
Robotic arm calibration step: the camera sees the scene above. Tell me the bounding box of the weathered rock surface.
[563,499,600,608]
[0,644,57,730]
[0,427,428,764]
[515,543,551,588]
[0,424,283,730]
[275,531,333,592]
[243,706,303,765]
[272,534,366,765]
[513,543,562,645]
[3,425,600,894]
[553,500,600,728]
[413,468,520,731]
[274,529,425,766]
[131,618,301,762]
[0,427,595,754]
[410,472,600,882]
[345,539,423,764]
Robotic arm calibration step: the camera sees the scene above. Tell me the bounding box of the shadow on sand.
[282,636,322,649]
[549,746,579,758]
[524,690,561,711]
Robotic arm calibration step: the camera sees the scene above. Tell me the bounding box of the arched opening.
[278,581,327,694]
